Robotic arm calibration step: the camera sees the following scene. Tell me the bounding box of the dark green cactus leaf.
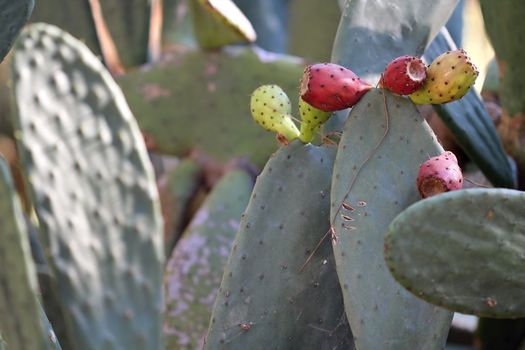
[479,0,525,188]
[0,0,34,62]
[12,24,164,350]
[385,188,525,318]
[424,29,517,189]
[163,158,203,256]
[165,169,253,350]
[0,158,51,350]
[330,89,452,349]
[98,0,151,67]
[233,0,289,53]
[40,303,62,350]
[206,141,354,350]
[288,0,340,62]
[117,46,304,167]
[29,0,101,57]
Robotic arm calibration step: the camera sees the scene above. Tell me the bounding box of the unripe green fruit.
[298,98,331,143]
[250,85,299,141]
[409,49,478,105]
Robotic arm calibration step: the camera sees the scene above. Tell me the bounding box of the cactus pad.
[205,141,354,350]
[330,89,452,349]
[165,169,253,349]
[385,188,525,318]
[12,24,164,350]
[117,47,304,167]
[0,158,50,350]
[190,0,256,49]
[0,0,34,62]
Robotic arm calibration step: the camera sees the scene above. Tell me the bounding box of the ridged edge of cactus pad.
[385,188,525,318]
[12,23,164,350]
[0,158,50,349]
[164,169,253,349]
[330,89,452,349]
[205,140,354,350]
[0,0,34,62]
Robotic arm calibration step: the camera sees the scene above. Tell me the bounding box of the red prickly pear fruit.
[380,55,427,95]
[300,63,372,112]
[417,151,463,198]
[409,49,479,105]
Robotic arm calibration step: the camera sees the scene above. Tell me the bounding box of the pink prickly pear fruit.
[380,55,427,95]
[300,63,372,112]
[250,84,300,142]
[417,151,463,198]
[409,49,479,105]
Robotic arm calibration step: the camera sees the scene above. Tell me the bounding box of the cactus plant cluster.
[1,0,524,349]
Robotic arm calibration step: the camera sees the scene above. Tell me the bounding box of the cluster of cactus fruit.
[250,48,478,197]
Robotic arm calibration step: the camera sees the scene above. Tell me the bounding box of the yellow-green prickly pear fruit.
[298,98,331,143]
[250,85,300,142]
[409,49,479,105]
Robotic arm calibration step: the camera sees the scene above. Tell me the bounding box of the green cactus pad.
[288,0,340,62]
[117,46,304,167]
[325,0,460,135]
[12,23,164,350]
[330,89,452,349]
[98,0,151,67]
[40,303,62,350]
[331,0,459,85]
[0,158,50,350]
[190,0,256,49]
[163,158,203,255]
[205,140,354,350]
[165,169,253,350]
[0,0,34,62]
[385,188,525,318]
[29,0,100,57]
[424,29,517,188]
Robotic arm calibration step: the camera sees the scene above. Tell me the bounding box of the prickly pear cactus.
[0,0,34,61]
[165,169,253,350]
[424,29,516,189]
[0,158,51,350]
[117,47,304,167]
[205,141,354,350]
[330,89,452,349]
[325,0,459,135]
[385,188,525,318]
[12,24,164,350]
